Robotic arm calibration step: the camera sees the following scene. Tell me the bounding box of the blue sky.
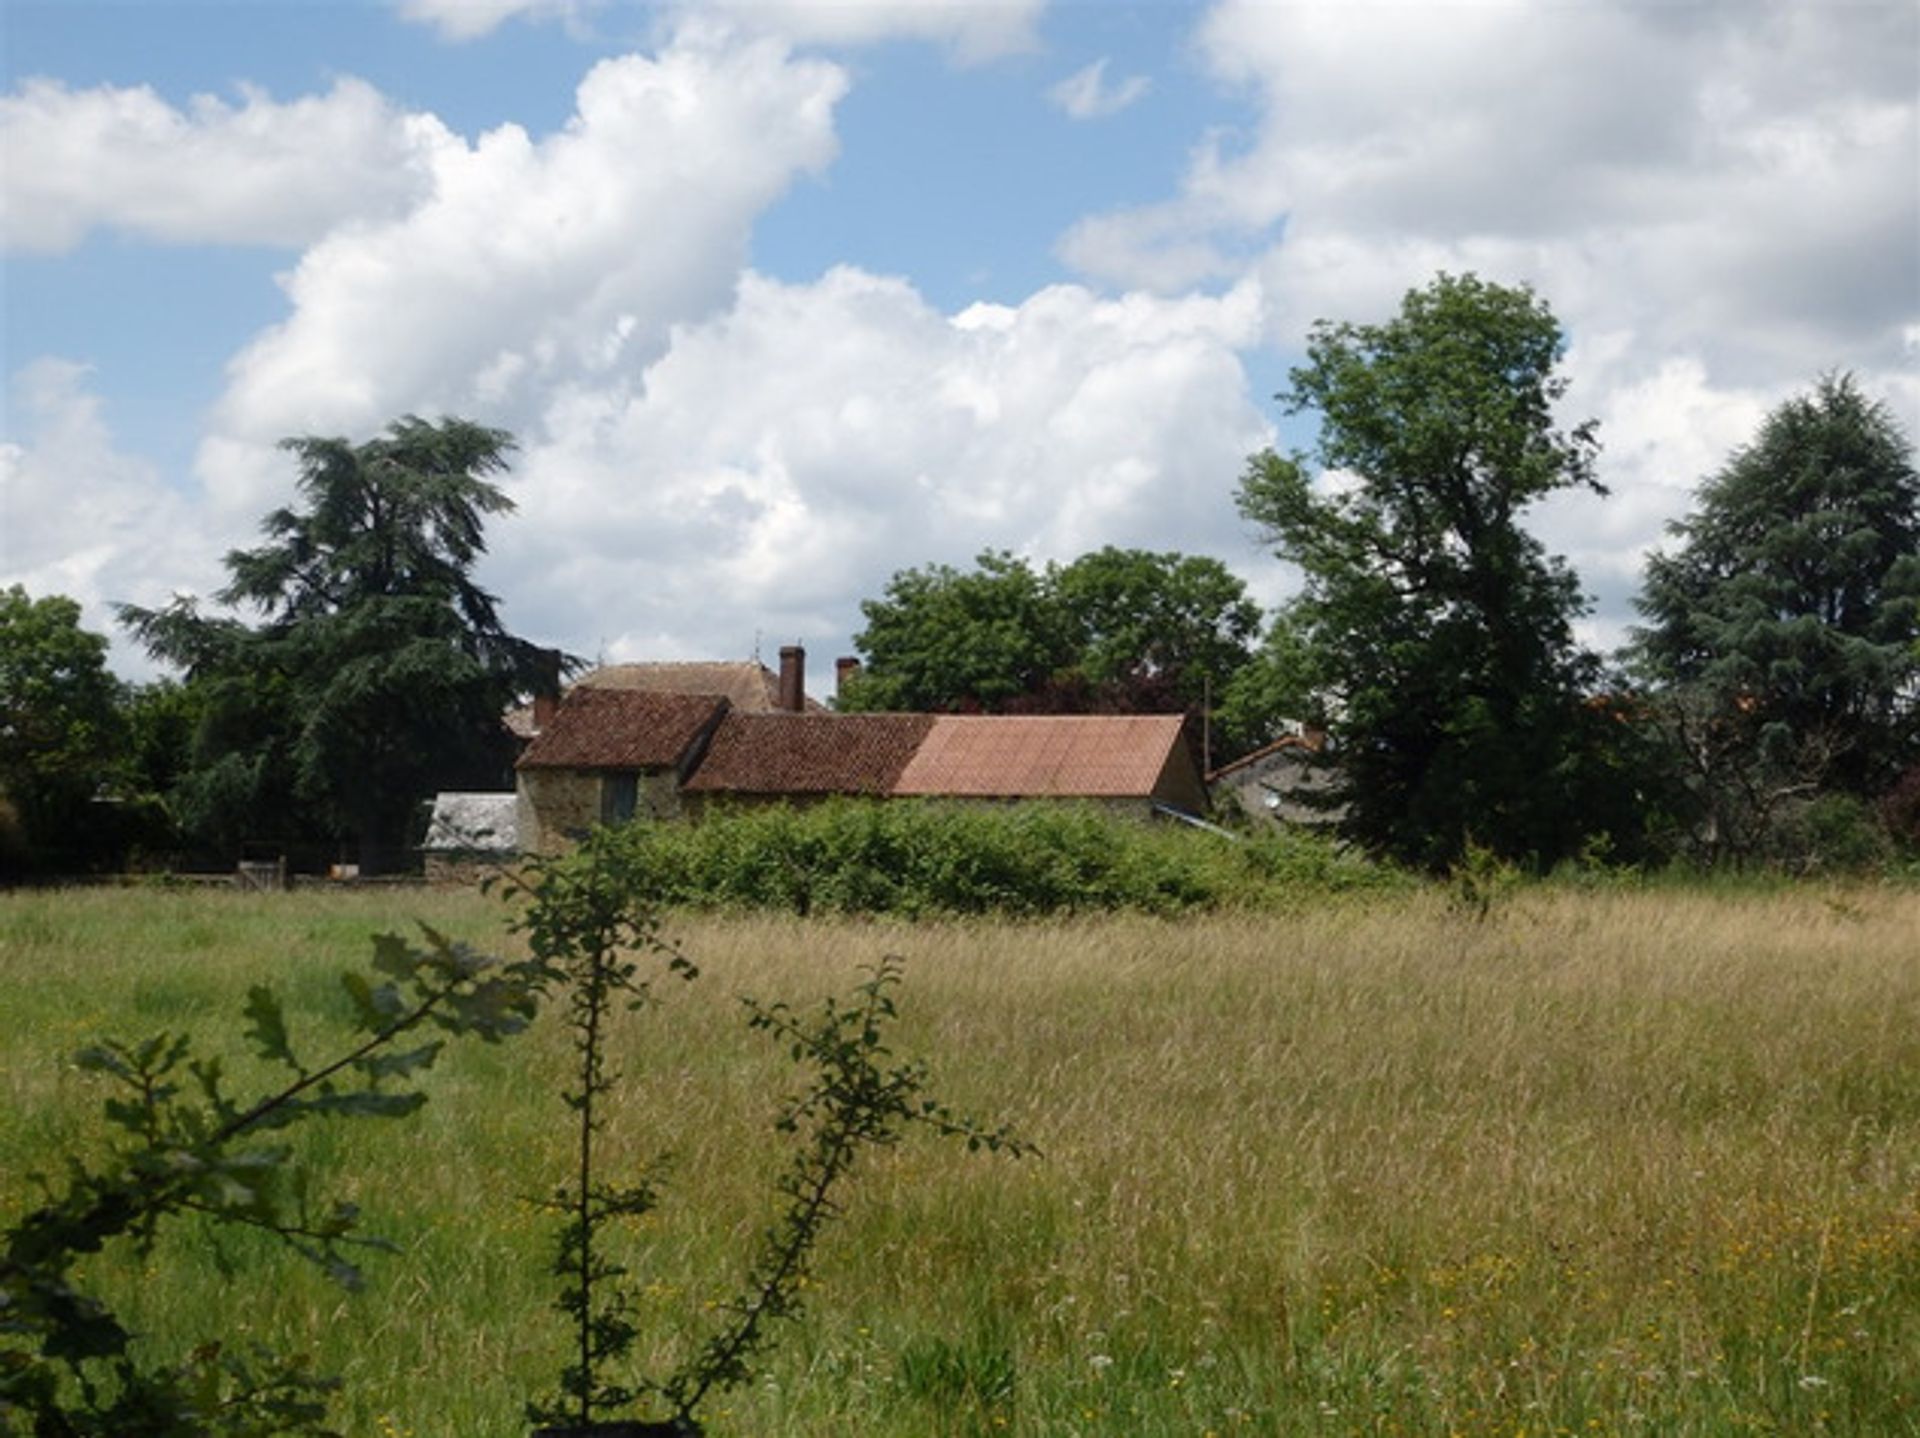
[4,0,1916,688]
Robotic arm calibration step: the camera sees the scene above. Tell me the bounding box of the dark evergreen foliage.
[121,416,572,871]
[1631,373,1919,859]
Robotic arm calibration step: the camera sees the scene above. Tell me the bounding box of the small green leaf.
[356,1040,444,1081]
[303,1091,429,1120]
[72,1043,134,1081]
[370,931,419,980]
[243,985,300,1070]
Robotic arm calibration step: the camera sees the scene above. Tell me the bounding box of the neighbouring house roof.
[894,714,1192,798]
[683,712,935,796]
[1206,734,1318,784]
[517,689,728,771]
[505,661,820,738]
[422,792,519,853]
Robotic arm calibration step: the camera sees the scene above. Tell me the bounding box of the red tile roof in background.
[894,715,1187,797]
[684,713,934,795]
[506,660,821,738]
[576,661,824,712]
[517,689,727,770]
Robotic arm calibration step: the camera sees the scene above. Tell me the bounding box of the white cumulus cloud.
[1059,0,1920,644]
[684,1,1043,62]
[198,30,848,520]
[0,77,453,253]
[396,0,587,42]
[1048,58,1150,120]
[394,0,1044,60]
[485,267,1275,665]
[0,361,219,672]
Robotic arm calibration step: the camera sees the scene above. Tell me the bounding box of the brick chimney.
[532,690,559,732]
[778,644,806,712]
[834,655,861,699]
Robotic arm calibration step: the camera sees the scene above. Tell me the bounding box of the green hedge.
[584,799,1401,917]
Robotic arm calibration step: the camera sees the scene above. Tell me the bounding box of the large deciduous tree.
[1630,373,1920,861]
[0,586,128,873]
[1237,272,1639,870]
[123,415,571,872]
[1051,546,1262,710]
[840,551,1074,712]
[838,547,1260,719]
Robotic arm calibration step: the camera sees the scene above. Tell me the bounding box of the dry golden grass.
[2,884,1916,1435]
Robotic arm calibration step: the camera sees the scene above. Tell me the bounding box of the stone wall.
[517,769,602,853]
[516,766,686,852]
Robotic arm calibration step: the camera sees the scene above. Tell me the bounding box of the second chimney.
[834,655,861,700]
[778,644,806,712]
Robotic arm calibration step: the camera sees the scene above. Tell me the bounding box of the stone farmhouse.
[505,646,1209,855]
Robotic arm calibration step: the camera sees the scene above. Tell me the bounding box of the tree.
[0,587,128,873]
[122,416,571,872]
[1236,273,1634,870]
[1051,547,1262,709]
[839,547,1261,719]
[1630,373,1920,861]
[839,551,1074,712]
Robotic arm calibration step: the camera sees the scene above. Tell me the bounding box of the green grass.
[2,884,1917,1436]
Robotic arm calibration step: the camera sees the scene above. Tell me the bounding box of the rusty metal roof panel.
[894,715,1187,797]
[517,689,727,770]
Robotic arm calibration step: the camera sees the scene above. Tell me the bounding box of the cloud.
[690,1,1043,63]
[15,25,1266,687]
[198,30,848,520]
[1066,0,1918,376]
[0,78,453,253]
[0,361,218,673]
[394,0,1044,60]
[1058,0,1920,644]
[487,267,1275,664]
[1048,58,1150,120]
[396,0,587,42]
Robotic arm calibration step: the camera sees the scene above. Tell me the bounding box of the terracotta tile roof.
[506,660,821,738]
[577,661,824,712]
[683,712,934,795]
[517,689,727,771]
[893,715,1189,798]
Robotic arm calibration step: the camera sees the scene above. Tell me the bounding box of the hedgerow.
[585,800,1401,917]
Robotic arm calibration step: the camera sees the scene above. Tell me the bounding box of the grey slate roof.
[422,792,519,853]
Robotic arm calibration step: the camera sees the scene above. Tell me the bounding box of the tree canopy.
[0,586,128,872]
[1236,272,1639,870]
[838,547,1261,719]
[1630,373,1920,859]
[122,415,571,871]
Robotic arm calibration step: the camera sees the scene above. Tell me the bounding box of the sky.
[4,0,1917,695]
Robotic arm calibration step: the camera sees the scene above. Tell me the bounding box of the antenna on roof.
[751,629,762,664]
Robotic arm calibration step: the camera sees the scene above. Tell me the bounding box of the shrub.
[1881,764,1920,852]
[591,799,1400,918]
[1769,793,1894,874]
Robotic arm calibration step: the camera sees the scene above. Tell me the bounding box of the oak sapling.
[508,833,1032,1437]
[506,840,698,1434]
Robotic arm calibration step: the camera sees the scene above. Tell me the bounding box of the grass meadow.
[2,883,1916,1436]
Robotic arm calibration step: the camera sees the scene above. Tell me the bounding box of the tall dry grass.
[1,884,1915,1435]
